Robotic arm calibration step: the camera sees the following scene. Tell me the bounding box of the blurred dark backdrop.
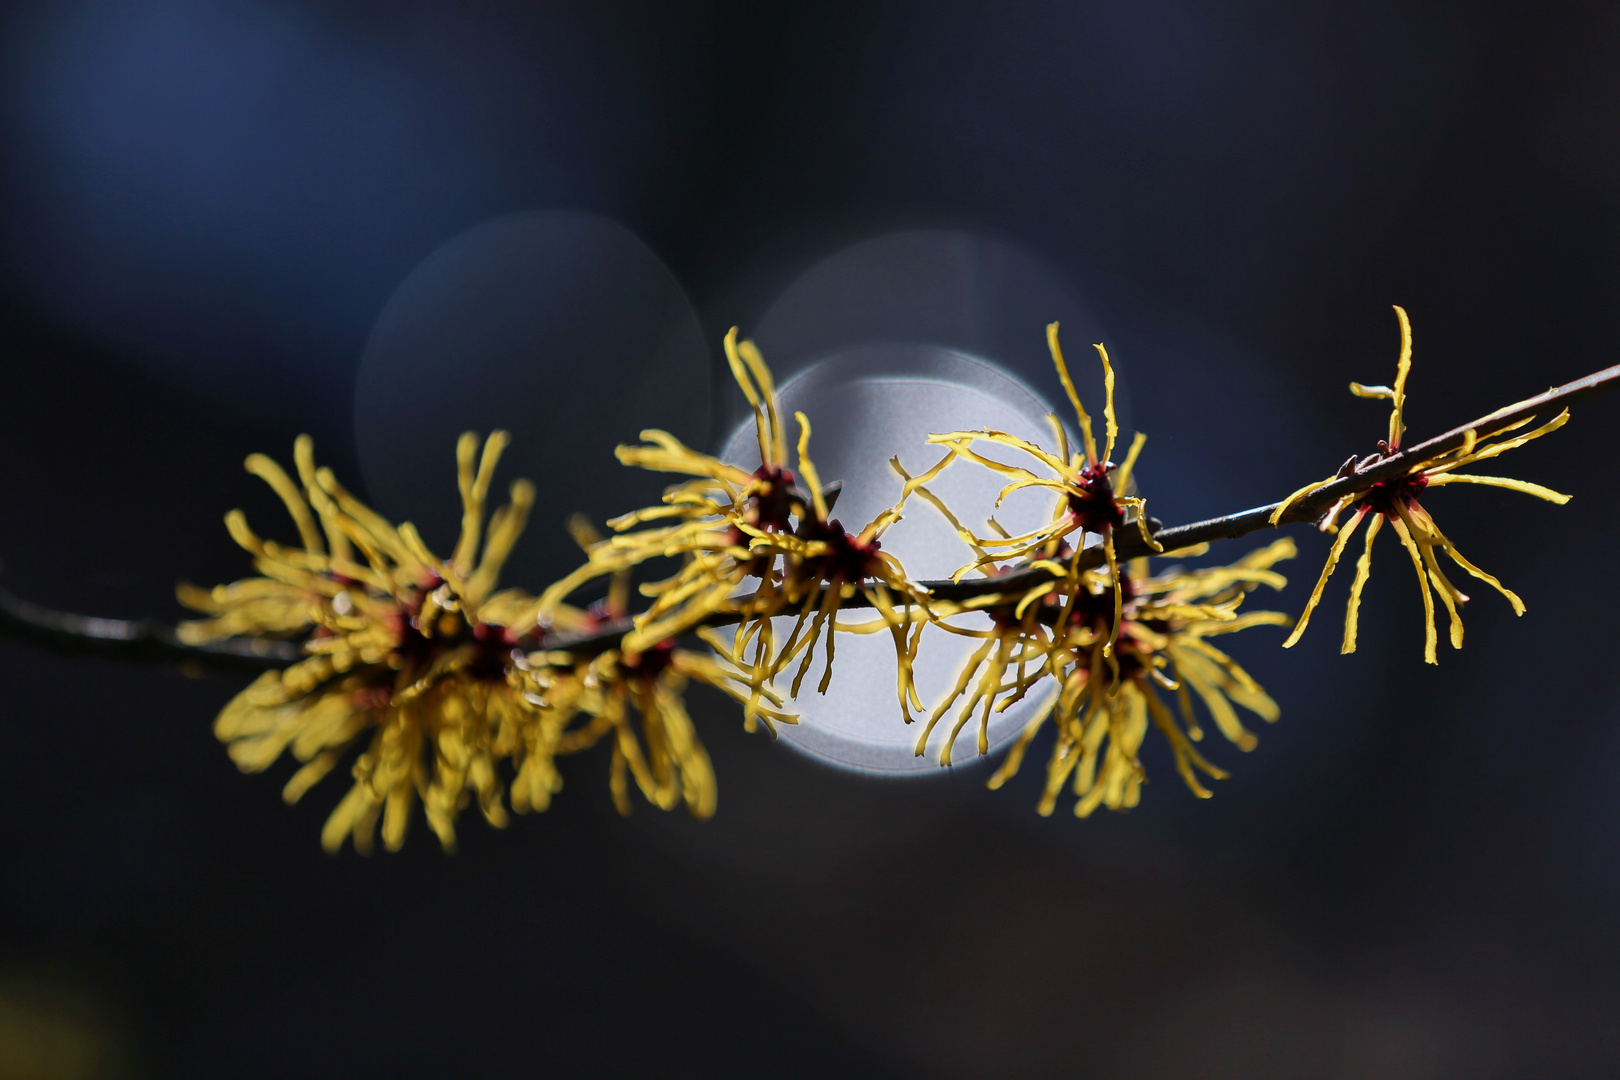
[3,3,1619,1077]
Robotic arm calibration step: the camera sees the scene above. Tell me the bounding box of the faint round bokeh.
[749,226,1129,438]
[720,344,1068,774]
[354,210,709,591]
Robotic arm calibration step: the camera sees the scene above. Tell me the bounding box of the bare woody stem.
[0,585,301,670]
[6,362,1618,670]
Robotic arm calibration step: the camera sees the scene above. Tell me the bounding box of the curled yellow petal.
[1283,509,1364,648]
[1340,512,1384,654]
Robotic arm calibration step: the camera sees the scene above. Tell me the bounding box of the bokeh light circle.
[354,210,710,590]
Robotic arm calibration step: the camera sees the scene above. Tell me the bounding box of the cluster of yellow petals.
[544,321,1299,820]
[899,329,1297,813]
[922,323,1161,661]
[539,328,936,727]
[184,434,773,852]
[1274,307,1571,663]
[914,533,1297,816]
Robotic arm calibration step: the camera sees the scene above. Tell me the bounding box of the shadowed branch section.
[0,583,300,670]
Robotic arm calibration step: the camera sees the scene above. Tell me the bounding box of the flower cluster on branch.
[181,432,776,852]
[172,308,1577,851]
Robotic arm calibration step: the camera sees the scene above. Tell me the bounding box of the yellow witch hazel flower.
[899,448,1296,810]
[887,472,1072,762]
[181,432,540,853]
[926,323,1160,657]
[538,328,935,724]
[1274,306,1571,663]
[517,520,795,820]
[980,539,1298,816]
[529,635,786,821]
[185,434,780,852]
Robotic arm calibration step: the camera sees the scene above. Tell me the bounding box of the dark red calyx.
[383,595,533,682]
[1070,590,1115,633]
[745,465,800,533]
[798,517,882,585]
[1358,471,1428,517]
[1066,462,1125,533]
[622,638,676,679]
[470,620,522,646]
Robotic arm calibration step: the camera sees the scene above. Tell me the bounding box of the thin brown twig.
[0,584,301,670]
[5,361,1617,670]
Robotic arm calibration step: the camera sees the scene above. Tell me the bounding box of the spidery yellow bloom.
[926,323,1160,659]
[887,467,1068,762]
[731,427,926,709]
[186,435,780,852]
[500,641,784,826]
[521,522,795,820]
[1274,307,1571,663]
[545,642,769,819]
[543,328,937,724]
[976,538,1297,817]
[181,432,540,853]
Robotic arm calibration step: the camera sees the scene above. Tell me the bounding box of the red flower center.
[1358,471,1429,518]
[622,638,677,680]
[1066,461,1126,534]
[798,517,883,586]
[744,464,800,533]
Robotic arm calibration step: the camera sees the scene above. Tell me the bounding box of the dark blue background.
[3,3,1618,1076]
